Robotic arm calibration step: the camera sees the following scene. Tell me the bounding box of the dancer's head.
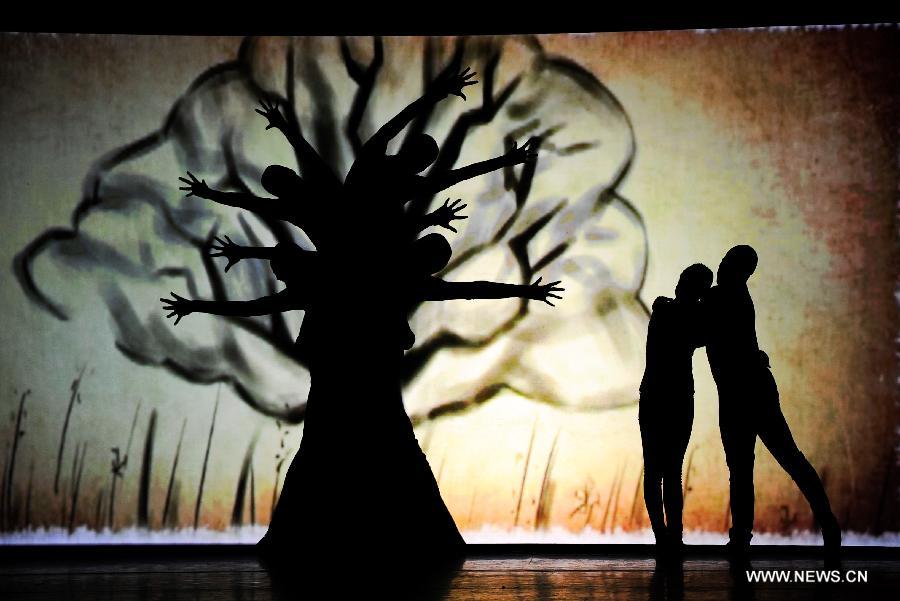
[270,243,314,284]
[717,245,758,286]
[261,165,304,198]
[410,233,452,275]
[395,134,439,174]
[675,263,713,301]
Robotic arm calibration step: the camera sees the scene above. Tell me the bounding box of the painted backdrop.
[0,29,897,543]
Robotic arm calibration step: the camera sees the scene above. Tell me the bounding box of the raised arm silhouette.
[255,97,342,191]
[343,66,535,210]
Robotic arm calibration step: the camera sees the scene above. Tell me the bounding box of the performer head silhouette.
[716,245,758,286]
[410,232,452,275]
[261,165,305,198]
[270,243,314,285]
[675,263,713,301]
[395,134,440,174]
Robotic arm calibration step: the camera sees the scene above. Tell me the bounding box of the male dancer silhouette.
[640,263,712,553]
[703,245,840,555]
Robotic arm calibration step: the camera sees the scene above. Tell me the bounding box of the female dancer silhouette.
[639,264,712,554]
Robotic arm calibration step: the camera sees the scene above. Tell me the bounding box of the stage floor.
[1,547,898,600]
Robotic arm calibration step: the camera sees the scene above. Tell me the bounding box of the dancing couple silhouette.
[639,245,841,559]
[161,65,562,565]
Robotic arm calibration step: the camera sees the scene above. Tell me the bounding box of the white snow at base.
[0,526,269,545]
[2,526,899,546]
[462,526,900,546]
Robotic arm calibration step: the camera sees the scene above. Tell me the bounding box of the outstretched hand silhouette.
[527,277,565,306]
[178,171,210,198]
[160,292,193,325]
[255,97,289,131]
[430,66,478,101]
[432,198,468,233]
[209,235,242,272]
[505,138,539,166]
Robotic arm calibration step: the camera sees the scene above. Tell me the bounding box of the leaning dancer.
[704,245,840,557]
[639,264,712,555]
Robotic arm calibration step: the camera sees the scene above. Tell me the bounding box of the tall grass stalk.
[162,418,187,528]
[535,429,560,529]
[5,389,30,529]
[682,446,698,501]
[68,442,88,533]
[607,461,627,531]
[628,460,644,528]
[249,463,256,526]
[54,367,85,494]
[108,401,141,530]
[513,419,538,527]
[231,432,259,527]
[93,487,105,531]
[194,388,220,529]
[137,410,157,528]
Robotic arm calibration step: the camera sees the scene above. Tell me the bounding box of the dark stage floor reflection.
[1,547,898,600]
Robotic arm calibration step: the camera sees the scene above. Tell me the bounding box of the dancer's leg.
[662,404,693,544]
[720,410,756,548]
[641,417,666,543]
[757,399,840,547]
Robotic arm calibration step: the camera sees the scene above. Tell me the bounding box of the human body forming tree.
[161,66,557,564]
